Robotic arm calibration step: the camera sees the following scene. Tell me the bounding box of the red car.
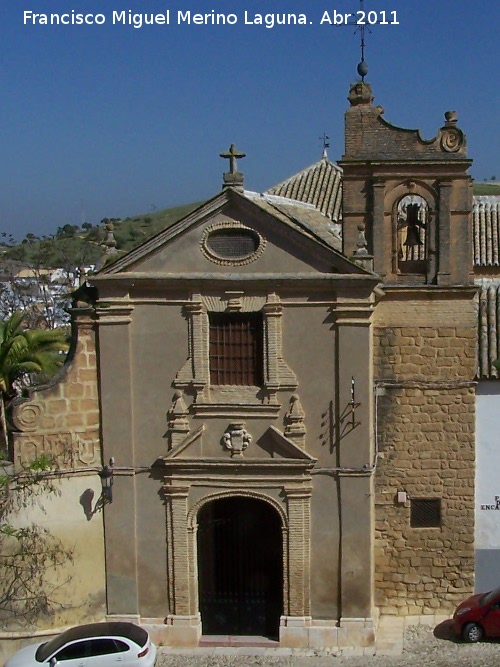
[453,586,500,642]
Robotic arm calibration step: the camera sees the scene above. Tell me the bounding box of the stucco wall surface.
[2,475,106,630]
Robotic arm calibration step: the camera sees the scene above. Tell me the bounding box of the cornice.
[380,285,477,298]
[90,273,380,289]
[157,458,317,479]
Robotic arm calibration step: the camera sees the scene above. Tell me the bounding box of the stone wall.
[373,292,476,615]
[11,308,101,470]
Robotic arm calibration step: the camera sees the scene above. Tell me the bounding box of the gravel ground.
[156,623,500,667]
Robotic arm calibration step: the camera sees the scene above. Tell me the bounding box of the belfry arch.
[395,194,430,274]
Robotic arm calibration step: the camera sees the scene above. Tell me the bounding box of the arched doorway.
[197,496,283,638]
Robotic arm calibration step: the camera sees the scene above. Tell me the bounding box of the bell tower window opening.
[396,195,429,274]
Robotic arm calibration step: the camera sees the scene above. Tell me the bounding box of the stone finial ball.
[357,60,369,77]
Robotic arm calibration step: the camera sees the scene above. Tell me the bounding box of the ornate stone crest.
[222,422,252,457]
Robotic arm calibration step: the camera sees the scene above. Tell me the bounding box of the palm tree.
[0,311,69,459]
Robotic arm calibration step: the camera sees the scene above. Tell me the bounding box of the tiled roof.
[266,156,343,222]
[473,197,500,267]
[244,191,342,251]
[471,198,500,379]
[477,282,500,379]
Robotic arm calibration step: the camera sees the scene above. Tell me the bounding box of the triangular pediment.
[94,188,373,280]
[259,426,316,460]
[160,424,316,463]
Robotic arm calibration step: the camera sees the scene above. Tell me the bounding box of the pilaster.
[437,181,452,285]
[95,304,138,615]
[372,180,386,277]
[285,489,312,617]
[164,485,191,615]
[334,294,375,622]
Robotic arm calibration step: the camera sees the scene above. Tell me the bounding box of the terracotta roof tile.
[473,196,500,267]
[477,282,500,378]
[266,157,343,221]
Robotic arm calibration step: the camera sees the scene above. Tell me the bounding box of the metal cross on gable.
[220,144,246,174]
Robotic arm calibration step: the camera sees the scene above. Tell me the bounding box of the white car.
[5,622,157,667]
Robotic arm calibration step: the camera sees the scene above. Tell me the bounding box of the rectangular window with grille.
[410,498,441,528]
[209,312,264,386]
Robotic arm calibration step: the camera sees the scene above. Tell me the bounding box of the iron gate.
[197,496,283,638]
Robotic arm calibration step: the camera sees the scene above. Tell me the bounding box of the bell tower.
[339,80,473,285]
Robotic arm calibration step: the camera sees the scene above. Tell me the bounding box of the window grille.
[209,313,264,386]
[206,229,259,259]
[410,498,441,528]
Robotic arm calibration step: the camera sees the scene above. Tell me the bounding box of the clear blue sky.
[2,0,499,240]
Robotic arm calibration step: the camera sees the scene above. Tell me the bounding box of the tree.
[56,224,79,239]
[0,316,72,627]
[0,312,69,459]
[0,455,73,626]
[0,233,103,329]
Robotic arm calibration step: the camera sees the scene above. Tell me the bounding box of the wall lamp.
[98,457,114,504]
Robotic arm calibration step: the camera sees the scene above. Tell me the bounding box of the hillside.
[111,201,203,252]
[473,182,500,196]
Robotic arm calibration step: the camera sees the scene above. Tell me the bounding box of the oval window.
[206,228,260,260]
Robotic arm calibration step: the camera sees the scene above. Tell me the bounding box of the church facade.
[7,80,492,650]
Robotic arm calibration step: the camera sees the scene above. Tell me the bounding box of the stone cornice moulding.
[157,461,317,513]
[162,485,190,498]
[90,273,380,287]
[339,159,473,169]
[380,285,477,298]
[192,403,281,418]
[94,304,134,325]
[331,293,377,323]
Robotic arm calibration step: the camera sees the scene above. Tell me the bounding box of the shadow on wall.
[80,489,95,521]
